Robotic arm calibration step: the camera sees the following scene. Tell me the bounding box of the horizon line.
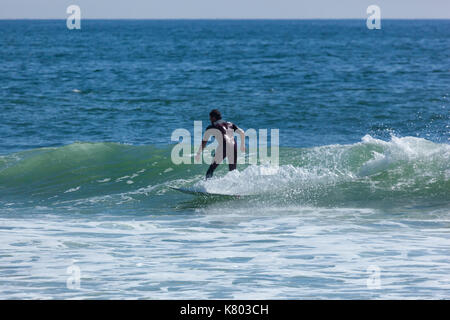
[1,18,449,20]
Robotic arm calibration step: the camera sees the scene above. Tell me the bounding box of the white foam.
[190,135,449,198]
[64,186,80,193]
[193,164,342,196]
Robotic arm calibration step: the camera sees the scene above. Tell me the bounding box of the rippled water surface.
[0,20,449,299]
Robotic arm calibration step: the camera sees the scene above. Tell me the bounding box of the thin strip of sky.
[1,0,449,19]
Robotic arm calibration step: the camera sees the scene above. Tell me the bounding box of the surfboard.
[170,187,240,197]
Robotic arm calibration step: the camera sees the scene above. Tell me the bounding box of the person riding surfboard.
[195,109,245,179]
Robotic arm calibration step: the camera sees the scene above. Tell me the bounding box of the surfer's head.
[209,109,222,123]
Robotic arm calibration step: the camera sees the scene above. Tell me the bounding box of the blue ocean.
[0,20,449,299]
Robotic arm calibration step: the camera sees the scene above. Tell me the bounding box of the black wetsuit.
[204,120,239,179]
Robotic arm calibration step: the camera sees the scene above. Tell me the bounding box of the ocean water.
[0,20,449,299]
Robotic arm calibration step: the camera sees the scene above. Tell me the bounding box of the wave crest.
[0,136,448,209]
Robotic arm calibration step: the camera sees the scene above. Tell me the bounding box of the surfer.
[195,109,245,179]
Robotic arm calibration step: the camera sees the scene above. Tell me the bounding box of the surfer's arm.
[196,140,208,155]
[195,140,208,161]
[235,127,246,153]
[196,125,214,161]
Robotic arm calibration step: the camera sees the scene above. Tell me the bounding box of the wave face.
[0,135,449,212]
[195,135,450,208]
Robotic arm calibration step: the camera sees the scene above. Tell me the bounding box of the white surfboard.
[170,187,240,197]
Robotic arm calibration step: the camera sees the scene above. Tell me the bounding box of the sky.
[1,0,449,19]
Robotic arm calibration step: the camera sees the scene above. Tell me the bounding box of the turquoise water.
[0,20,449,299]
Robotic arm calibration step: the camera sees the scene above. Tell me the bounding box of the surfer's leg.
[207,145,228,179]
[206,162,219,179]
[228,143,237,171]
